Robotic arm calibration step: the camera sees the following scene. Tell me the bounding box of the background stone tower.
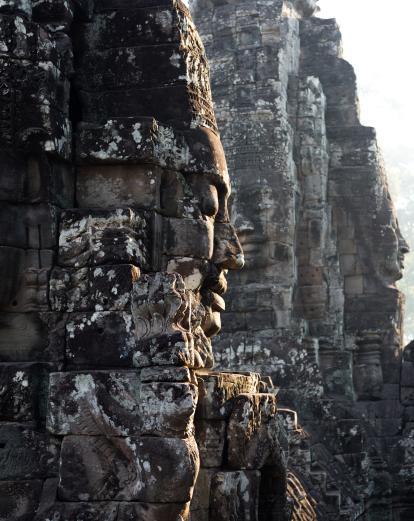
[192,0,414,518]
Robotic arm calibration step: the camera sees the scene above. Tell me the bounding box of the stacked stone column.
[0,1,76,519]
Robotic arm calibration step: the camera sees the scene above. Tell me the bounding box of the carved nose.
[400,243,410,255]
[213,223,245,271]
[233,253,245,269]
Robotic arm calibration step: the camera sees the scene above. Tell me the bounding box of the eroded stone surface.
[210,470,260,521]
[227,393,281,470]
[58,435,199,502]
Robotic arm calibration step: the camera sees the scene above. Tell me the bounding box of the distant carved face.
[231,182,278,269]
[378,207,409,283]
[160,129,244,339]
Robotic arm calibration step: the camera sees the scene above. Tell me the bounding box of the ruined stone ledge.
[227,393,280,469]
[196,371,261,420]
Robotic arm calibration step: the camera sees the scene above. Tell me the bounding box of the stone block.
[189,509,209,521]
[366,399,404,420]
[163,217,214,260]
[0,0,32,16]
[401,386,414,405]
[38,502,118,521]
[313,419,364,455]
[76,117,163,164]
[78,86,201,131]
[58,208,150,269]
[0,203,58,249]
[0,480,42,521]
[0,312,65,364]
[76,164,161,210]
[221,311,247,332]
[140,366,193,383]
[299,285,327,305]
[66,312,135,368]
[371,418,402,438]
[32,0,74,23]
[298,266,324,286]
[0,246,54,312]
[196,372,260,420]
[344,275,364,295]
[58,435,199,502]
[118,502,191,521]
[131,272,199,369]
[133,332,195,369]
[0,362,52,422]
[76,45,189,91]
[339,254,357,275]
[0,423,59,480]
[50,264,140,312]
[166,257,210,291]
[77,119,223,178]
[227,393,279,469]
[140,381,198,437]
[401,361,414,387]
[48,371,198,438]
[195,419,226,467]
[38,502,190,521]
[191,468,216,511]
[318,348,353,398]
[47,371,141,436]
[243,310,276,331]
[210,470,260,521]
[0,152,74,206]
[76,7,182,50]
[0,59,71,156]
[338,239,357,255]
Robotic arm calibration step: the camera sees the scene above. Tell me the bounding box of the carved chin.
[384,259,403,281]
[202,307,222,338]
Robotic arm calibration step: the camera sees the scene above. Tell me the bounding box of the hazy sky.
[317,0,414,210]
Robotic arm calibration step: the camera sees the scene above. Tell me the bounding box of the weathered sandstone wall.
[192,0,414,518]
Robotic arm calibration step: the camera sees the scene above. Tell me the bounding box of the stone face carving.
[0,1,253,519]
[192,0,413,518]
[2,0,410,519]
